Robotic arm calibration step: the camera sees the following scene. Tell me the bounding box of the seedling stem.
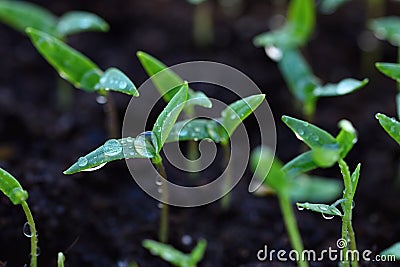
[21,201,37,267]
[153,157,169,243]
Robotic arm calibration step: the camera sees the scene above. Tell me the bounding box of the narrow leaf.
[26,28,102,91]
[166,119,227,143]
[369,17,400,46]
[153,83,189,151]
[0,1,58,36]
[296,202,343,217]
[189,239,207,265]
[56,11,109,37]
[282,151,318,178]
[335,119,358,158]
[0,167,28,205]
[376,62,400,82]
[376,113,400,145]
[290,175,343,202]
[221,94,265,137]
[350,163,361,198]
[313,78,369,97]
[311,144,341,168]
[282,115,337,148]
[380,242,400,260]
[95,68,138,96]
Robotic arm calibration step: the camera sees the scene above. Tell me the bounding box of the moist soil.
[0,0,399,266]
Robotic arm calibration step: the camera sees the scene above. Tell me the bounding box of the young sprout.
[380,242,400,260]
[186,0,213,47]
[254,0,368,118]
[251,144,346,267]
[375,113,400,145]
[0,167,36,267]
[26,28,137,137]
[57,252,65,267]
[64,84,189,243]
[142,239,207,267]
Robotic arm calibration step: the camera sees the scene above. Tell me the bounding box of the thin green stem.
[221,142,232,209]
[153,157,169,243]
[104,92,119,139]
[278,193,309,267]
[21,201,37,267]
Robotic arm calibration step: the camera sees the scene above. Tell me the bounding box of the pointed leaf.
[153,84,189,151]
[250,146,291,193]
[26,28,102,91]
[221,94,265,137]
[336,119,358,158]
[57,11,109,37]
[311,144,341,168]
[313,78,369,97]
[296,202,343,217]
[0,1,58,36]
[376,113,400,145]
[380,242,400,260]
[369,17,400,46]
[166,119,227,143]
[376,62,400,81]
[189,239,207,265]
[289,175,343,202]
[95,68,138,96]
[282,151,318,177]
[187,91,212,109]
[282,115,337,148]
[0,167,28,205]
[351,163,361,198]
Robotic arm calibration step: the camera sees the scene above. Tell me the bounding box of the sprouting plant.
[142,239,207,267]
[64,83,189,243]
[253,0,368,118]
[185,0,213,47]
[26,28,137,137]
[57,252,66,267]
[375,113,400,144]
[251,146,344,267]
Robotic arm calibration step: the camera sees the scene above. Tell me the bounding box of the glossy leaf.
[250,146,291,194]
[319,0,350,14]
[380,242,400,260]
[296,202,343,217]
[370,17,400,46]
[311,144,341,168]
[153,84,189,151]
[0,167,28,205]
[221,94,265,137]
[63,135,156,175]
[27,28,102,91]
[376,62,400,82]
[0,0,58,36]
[376,113,400,145]
[336,120,358,158]
[282,115,337,149]
[95,68,138,96]
[166,119,227,143]
[143,239,207,267]
[313,78,369,97]
[282,151,318,178]
[290,175,342,202]
[56,11,109,37]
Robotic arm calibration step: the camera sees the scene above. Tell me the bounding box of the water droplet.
[35,247,41,256]
[295,133,304,141]
[126,137,134,143]
[82,163,107,172]
[194,138,199,141]
[119,81,127,89]
[96,96,107,104]
[351,201,356,209]
[390,126,396,132]
[265,46,283,61]
[157,203,163,209]
[298,129,305,135]
[155,177,163,186]
[297,206,304,211]
[181,235,192,245]
[77,157,88,167]
[320,206,328,211]
[23,222,32,237]
[230,114,237,120]
[59,72,67,80]
[100,76,107,84]
[134,131,157,157]
[179,128,188,136]
[103,139,122,156]
[194,127,200,132]
[322,213,334,220]
[312,135,319,142]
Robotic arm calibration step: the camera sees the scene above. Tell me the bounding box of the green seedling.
[57,252,65,267]
[26,28,137,137]
[0,0,109,39]
[64,84,189,243]
[251,146,343,267]
[254,0,367,118]
[375,113,400,145]
[380,242,400,260]
[143,239,207,267]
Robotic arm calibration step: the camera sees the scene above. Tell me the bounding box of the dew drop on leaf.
[36,247,41,256]
[119,80,127,89]
[157,202,163,209]
[77,157,88,167]
[103,139,122,156]
[322,213,334,220]
[298,129,305,135]
[96,96,107,104]
[23,222,32,237]
[134,131,157,157]
[297,206,305,211]
[265,46,283,61]
[155,177,162,186]
[82,163,107,172]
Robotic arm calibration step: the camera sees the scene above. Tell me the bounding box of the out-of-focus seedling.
[26,28,137,137]
[142,239,207,267]
[380,242,400,261]
[254,0,368,118]
[376,113,400,145]
[64,84,189,243]
[186,0,213,47]
[319,0,351,14]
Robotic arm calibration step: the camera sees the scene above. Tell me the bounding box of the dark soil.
[0,0,399,266]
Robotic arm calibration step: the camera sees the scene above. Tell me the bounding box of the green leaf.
[26,28,102,91]
[369,17,400,46]
[56,11,109,37]
[290,175,343,202]
[396,93,400,120]
[296,202,343,217]
[376,113,400,145]
[380,242,400,260]
[166,119,227,143]
[376,62,400,82]
[250,146,291,194]
[282,115,337,149]
[313,78,369,97]
[335,120,358,158]
[220,94,265,137]
[0,167,28,205]
[350,163,361,198]
[0,0,58,36]
[63,134,157,175]
[153,84,189,151]
[282,151,318,178]
[95,68,138,96]
[319,0,350,14]
[142,239,207,267]
[137,51,212,109]
[311,144,341,168]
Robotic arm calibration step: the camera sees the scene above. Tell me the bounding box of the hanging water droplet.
[194,137,199,141]
[351,201,356,209]
[134,131,157,157]
[181,235,193,245]
[264,46,283,61]
[194,127,200,132]
[297,206,304,211]
[390,126,396,132]
[295,133,304,141]
[230,114,237,120]
[77,157,88,167]
[155,177,163,186]
[35,247,41,256]
[103,139,122,156]
[322,213,334,220]
[82,163,107,172]
[96,96,107,104]
[119,80,127,89]
[157,203,163,209]
[23,222,32,237]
